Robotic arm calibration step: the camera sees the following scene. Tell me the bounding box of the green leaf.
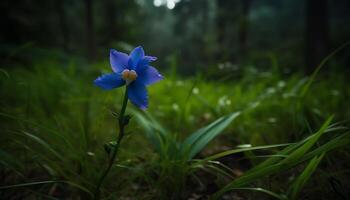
[182,112,240,160]
[203,143,290,162]
[0,180,92,197]
[133,111,168,154]
[212,116,338,199]
[225,187,287,200]
[288,154,325,200]
[0,112,74,150]
[280,116,332,166]
[21,131,63,161]
[298,133,350,166]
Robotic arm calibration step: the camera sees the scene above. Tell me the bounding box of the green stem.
[93,87,129,200]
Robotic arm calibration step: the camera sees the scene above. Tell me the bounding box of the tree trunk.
[105,0,117,46]
[55,0,70,52]
[238,0,251,61]
[305,0,330,74]
[216,0,239,61]
[85,0,96,61]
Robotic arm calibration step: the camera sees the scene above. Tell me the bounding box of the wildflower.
[94,46,163,109]
[172,103,179,111]
[192,87,199,94]
[87,152,95,156]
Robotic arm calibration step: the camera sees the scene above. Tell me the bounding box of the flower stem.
[93,87,129,200]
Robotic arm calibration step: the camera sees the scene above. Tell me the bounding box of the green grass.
[0,57,349,199]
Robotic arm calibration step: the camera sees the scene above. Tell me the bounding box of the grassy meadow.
[1,51,350,199]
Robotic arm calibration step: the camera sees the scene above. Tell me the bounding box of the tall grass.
[0,56,349,199]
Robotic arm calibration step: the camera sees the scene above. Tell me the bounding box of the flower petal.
[136,55,157,73]
[128,46,145,69]
[94,73,125,90]
[144,56,157,62]
[110,49,129,72]
[138,66,164,86]
[128,80,148,109]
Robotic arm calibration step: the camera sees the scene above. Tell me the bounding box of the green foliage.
[212,117,350,199]
[288,153,325,200]
[0,58,349,199]
[134,111,240,198]
[182,112,241,160]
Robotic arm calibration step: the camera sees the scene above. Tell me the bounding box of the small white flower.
[87,152,95,156]
[176,81,184,86]
[172,103,179,111]
[192,87,199,94]
[268,117,277,123]
[278,81,286,88]
[267,87,276,94]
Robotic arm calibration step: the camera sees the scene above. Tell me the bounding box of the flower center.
[121,69,137,84]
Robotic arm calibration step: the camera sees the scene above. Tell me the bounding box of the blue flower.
[94,46,163,109]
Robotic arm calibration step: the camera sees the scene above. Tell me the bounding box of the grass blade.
[133,111,168,154]
[212,116,337,199]
[225,187,287,200]
[0,180,93,197]
[203,143,290,162]
[280,116,332,165]
[183,112,240,160]
[300,41,350,97]
[288,154,325,200]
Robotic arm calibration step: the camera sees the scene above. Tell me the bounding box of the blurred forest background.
[1,0,350,74]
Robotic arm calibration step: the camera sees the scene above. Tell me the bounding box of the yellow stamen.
[121,69,137,84]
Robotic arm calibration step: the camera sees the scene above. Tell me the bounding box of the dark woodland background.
[1,0,349,74]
